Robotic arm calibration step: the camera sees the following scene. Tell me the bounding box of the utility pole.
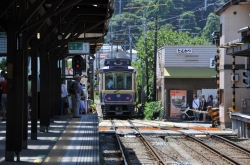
[122,4,168,105]
[204,0,207,11]
[141,8,146,106]
[129,26,132,61]
[110,21,113,58]
[119,0,121,14]
[153,15,158,101]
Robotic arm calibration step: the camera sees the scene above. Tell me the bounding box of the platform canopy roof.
[0,0,114,57]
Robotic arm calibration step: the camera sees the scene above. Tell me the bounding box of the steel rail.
[111,120,128,165]
[211,134,250,156]
[128,120,166,165]
[184,134,240,165]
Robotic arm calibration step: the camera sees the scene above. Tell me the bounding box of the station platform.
[0,114,234,165]
[0,114,99,165]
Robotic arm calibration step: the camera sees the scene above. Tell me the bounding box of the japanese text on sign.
[68,42,89,54]
[176,48,192,54]
[69,43,82,50]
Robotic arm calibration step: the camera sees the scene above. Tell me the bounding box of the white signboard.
[68,42,90,54]
[210,58,215,68]
[176,48,192,54]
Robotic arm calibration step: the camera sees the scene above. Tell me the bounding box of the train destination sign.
[68,42,90,54]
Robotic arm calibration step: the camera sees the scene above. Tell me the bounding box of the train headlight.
[126,97,130,101]
[107,97,111,101]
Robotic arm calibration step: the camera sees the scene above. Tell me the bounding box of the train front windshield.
[105,72,132,90]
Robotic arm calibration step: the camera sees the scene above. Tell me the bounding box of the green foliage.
[202,13,220,40]
[133,28,211,101]
[109,0,219,51]
[144,101,163,120]
[110,0,221,102]
[67,60,72,68]
[0,58,7,72]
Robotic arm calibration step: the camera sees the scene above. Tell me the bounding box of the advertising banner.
[170,90,187,118]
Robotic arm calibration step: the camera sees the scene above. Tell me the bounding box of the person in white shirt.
[107,78,114,89]
[192,94,200,121]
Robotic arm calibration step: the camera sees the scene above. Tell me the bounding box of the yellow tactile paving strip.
[41,118,81,165]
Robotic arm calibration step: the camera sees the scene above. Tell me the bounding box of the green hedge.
[144,101,163,120]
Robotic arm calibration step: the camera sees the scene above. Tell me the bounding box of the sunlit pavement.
[0,115,72,165]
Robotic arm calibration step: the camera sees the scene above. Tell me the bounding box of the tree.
[202,13,220,40]
[108,0,218,50]
[133,27,211,101]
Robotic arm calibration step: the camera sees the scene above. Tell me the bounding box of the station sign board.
[68,42,89,54]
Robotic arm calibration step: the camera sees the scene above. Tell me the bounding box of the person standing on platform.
[192,94,200,122]
[201,94,207,122]
[0,74,7,121]
[71,74,83,118]
[207,95,214,121]
[0,71,5,82]
[37,74,40,119]
[61,80,68,116]
[79,96,86,114]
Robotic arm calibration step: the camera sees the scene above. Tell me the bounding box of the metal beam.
[26,0,65,39]
[68,7,107,16]
[45,0,109,5]
[226,43,250,56]
[0,0,15,18]
[48,15,112,51]
[74,15,106,22]
[47,23,79,50]
[17,0,46,31]
[37,8,74,47]
[20,0,81,32]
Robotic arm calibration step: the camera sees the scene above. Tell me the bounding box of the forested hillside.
[107,0,226,50]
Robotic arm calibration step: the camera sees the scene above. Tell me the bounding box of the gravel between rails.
[99,133,123,165]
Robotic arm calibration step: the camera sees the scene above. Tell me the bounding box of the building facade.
[216,1,250,128]
[157,46,217,118]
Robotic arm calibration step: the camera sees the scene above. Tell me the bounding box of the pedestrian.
[29,74,40,119]
[79,96,86,115]
[207,95,214,107]
[207,95,214,121]
[192,94,200,121]
[201,94,207,122]
[213,96,219,108]
[37,74,40,119]
[0,74,7,121]
[71,74,83,118]
[61,80,68,116]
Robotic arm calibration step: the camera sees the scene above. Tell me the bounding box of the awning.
[164,68,216,78]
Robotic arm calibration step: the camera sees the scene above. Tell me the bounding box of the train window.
[105,72,132,90]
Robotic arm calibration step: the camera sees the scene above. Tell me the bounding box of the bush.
[144,101,163,120]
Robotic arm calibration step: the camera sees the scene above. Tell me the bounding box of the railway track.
[111,120,164,165]
[99,120,250,165]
